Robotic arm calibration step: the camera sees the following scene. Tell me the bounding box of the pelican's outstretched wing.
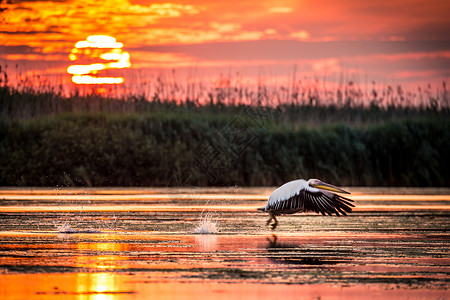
[266,187,354,216]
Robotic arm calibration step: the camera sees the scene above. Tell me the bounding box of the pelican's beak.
[314,181,351,194]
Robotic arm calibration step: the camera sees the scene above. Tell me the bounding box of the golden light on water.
[67,35,131,85]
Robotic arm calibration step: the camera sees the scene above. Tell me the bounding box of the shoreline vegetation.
[0,77,449,187]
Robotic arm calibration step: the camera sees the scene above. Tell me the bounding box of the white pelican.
[258,179,354,229]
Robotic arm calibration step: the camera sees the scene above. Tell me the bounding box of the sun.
[67,35,131,85]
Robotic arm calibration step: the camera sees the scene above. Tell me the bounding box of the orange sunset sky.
[0,0,449,89]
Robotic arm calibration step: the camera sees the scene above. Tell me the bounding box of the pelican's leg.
[271,214,278,230]
[266,213,273,226]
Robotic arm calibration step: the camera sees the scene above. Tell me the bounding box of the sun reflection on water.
[67,35,131,85]
[77,273,117,300]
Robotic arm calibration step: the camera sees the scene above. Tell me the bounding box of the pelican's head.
[308,179,350,194]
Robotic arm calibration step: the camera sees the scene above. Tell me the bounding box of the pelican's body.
[258,179,354,229]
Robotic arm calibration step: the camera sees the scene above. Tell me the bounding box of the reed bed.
[1,83,448,126]
[0,69,448,187]
[1,64,449,122]
[0,112,448,187]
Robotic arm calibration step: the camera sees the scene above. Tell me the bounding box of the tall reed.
[1,66,448,187]
[0,113,448,187]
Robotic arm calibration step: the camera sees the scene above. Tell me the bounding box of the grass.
[0,72,449,187]
[0,110,448,187]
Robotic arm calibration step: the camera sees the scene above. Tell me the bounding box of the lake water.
[0,187,449,299]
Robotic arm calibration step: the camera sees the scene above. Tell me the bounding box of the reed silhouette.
[0,68,448,187]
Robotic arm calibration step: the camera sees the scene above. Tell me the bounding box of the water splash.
[53,221,76,233]
[53,221,101,234]
[194,213,219,234]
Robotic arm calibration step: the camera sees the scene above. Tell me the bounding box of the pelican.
[258,179,354,230]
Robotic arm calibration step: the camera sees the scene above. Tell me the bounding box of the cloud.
[0,45,36,55]
[269,7,292,13]
[131,51,195,68]
[290,30,310,41]
[368,51,450,61]
[133,40,450,62]
[209,22,241,33]
[129,39,450,84]
[391,70,446,80]
[3,53,65,61]
[312,58,342,73]
[1,0,202,44]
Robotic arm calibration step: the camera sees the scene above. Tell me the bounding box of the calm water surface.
[0,187,449,299]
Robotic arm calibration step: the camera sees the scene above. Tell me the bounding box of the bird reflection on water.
[265,234,349,266]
